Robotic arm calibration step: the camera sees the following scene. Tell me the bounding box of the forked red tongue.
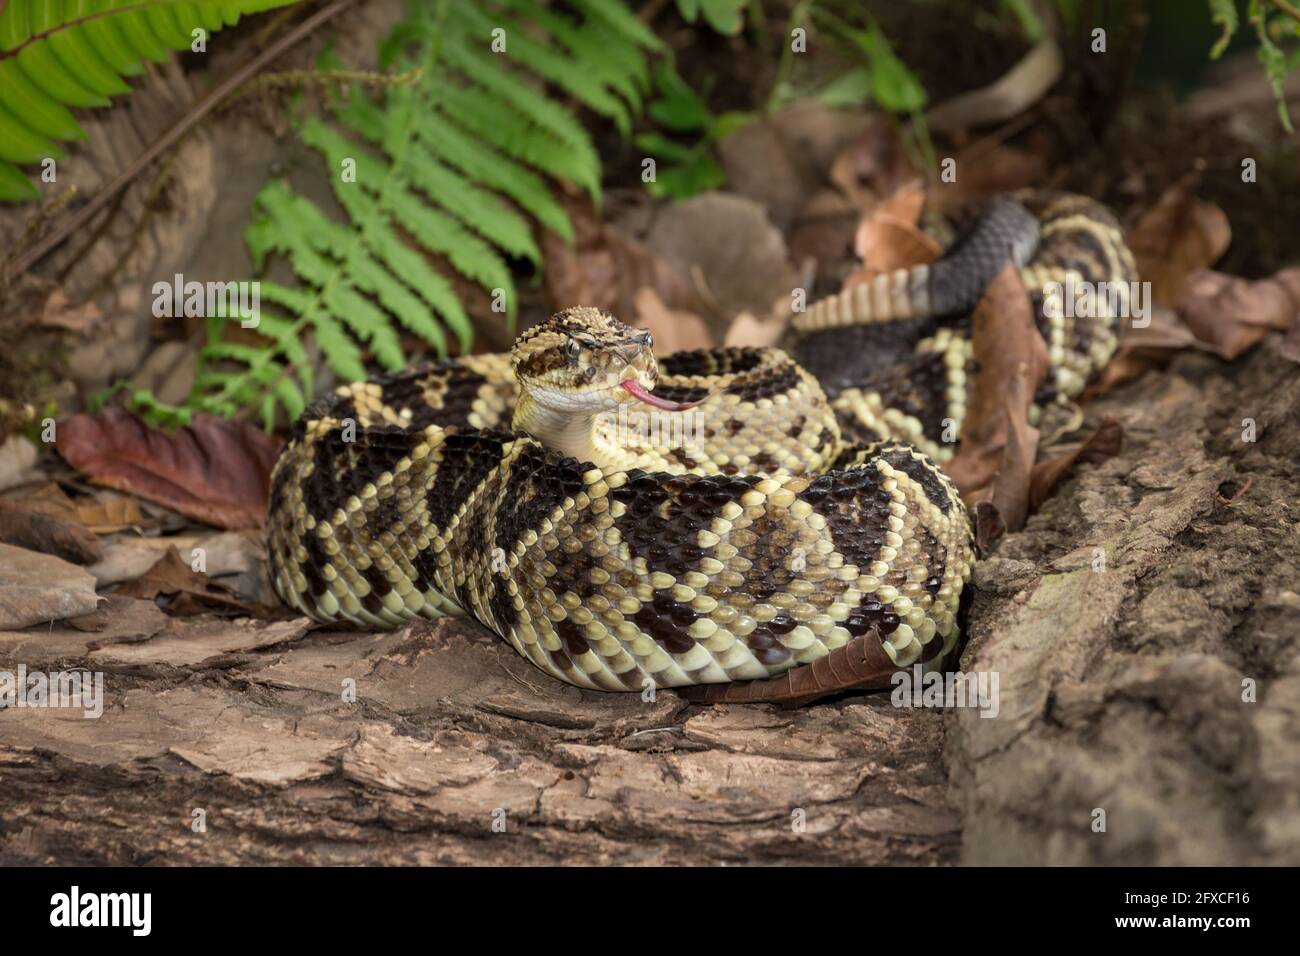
[620,378,703,411]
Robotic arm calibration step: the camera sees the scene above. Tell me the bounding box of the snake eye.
[566,340,581,360]
[636,331,653,349]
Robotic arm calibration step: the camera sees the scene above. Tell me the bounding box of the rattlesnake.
[267,191,1135,702]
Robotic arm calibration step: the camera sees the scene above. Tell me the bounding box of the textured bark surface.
[949,345,1300,864]
[1,347,1296,865]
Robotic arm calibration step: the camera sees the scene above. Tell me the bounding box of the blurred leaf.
[711,109,757,139]
[700,0,746,35]
[1001,0,1045,41]
[635,132,696,162]
[647,150,726,199]
[1253,5,1295,132]
[647,60,713,132]
[1208,0,1239,59]
[854,23,928,113]
[813,66,874,106]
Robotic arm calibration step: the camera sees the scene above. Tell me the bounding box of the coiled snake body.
[268,191,1135,699]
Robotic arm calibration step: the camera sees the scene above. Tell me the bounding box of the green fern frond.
[183,0,662,429]
[0,0,305,201]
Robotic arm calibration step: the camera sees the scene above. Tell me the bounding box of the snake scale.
[267,190,1136,701]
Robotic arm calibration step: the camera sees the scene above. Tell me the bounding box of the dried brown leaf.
[0,499,104,564]
[116,546,278,618]
[541,195,694,323]
[844,182,941,289]
[632,287,715,352]
[724,308,788,349]
[926,143,1046,212]
[1176,267,1300,360]
[1127,169,1232,306]
[56,406,283,530]
[945,265,1048,532]
[17,483,143,533]
[829,116,915,211]
[39,288,103,333]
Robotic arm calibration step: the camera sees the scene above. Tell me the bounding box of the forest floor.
[3,343,1296,865]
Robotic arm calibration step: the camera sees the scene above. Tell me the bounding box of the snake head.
[512,307,700,412]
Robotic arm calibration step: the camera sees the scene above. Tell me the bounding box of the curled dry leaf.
[829,115,916,212]
[972,500,1007,554]
[632,287,715,352]
[16,482,143,533]
[0,500,104,565]
[927,142,1045,211]
[116,546,282,619]
[843,180,940,288]
[945,265,1048,535]
[924,38,1064,133]
[39,288,103,333]
[1127,169,1231,306]
[1176,266,1300,361]
[541,194,695,324]
[724,309,788,349]
[56,406,283,530]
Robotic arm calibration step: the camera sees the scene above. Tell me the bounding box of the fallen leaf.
[87,530,274,608]
[68,595,170,648]
[55,405,283,529]
[925,38,1064,133]
[632,287,715,352]
[88,615,312,667]
[972,500,1007,554]
[985,367,1040,534]
[945,265,1049,532]
[828,116,915,211]
[39,288,103,333]
[0,541,100,629]
[1176,266,1300,360]
[542,194,695,324]
[116,546,279,618]
[843,180,941,287]
[927,142,1046,211]
[1127,168,1232,306]
[645,192,798,321]
[724,308,788,349]
[16,483,143,533]
[0,499,104,564]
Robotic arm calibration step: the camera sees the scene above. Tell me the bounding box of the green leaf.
[635,131,696,163]
[1209,0,1239,60]
[647,150,726,200]
[0,0,305,202]
[699,0,745,36]
[813,67,873,107]
[648,60,712,133]
[852,22,927,113]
